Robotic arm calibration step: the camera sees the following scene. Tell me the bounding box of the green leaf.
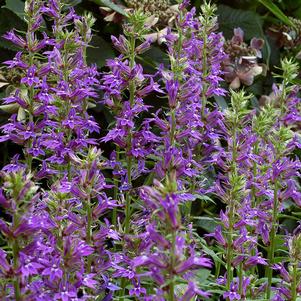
[0,103,19,113]
[87,36,115,68]
[90,0,127,16]
[174,283,186,296]
[195,269,211,283]
[294,5,301,19]
[201,243,224,265]
[214,96,228,110]
[217,5,264,40]
[194,217,218,233]
[257,0,295,27]
[193,194,216,204]
[255,277,282,285]
[3,0,24,19]
[139,46,169,69]
[64,0,82,7]
[217,5,271,66]
[143,172,154,186]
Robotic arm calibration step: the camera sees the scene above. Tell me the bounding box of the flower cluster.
[0,0,301,301]
[0,0,117,299]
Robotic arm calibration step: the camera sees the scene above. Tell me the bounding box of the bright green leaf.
[258,0,295,27]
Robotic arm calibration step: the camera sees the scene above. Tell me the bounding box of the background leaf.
[257,0,295,27]
[217,5,264,40]
[0,8,26,51]
[194,216,218,233]
[87,35,115,68]
[217,5,271,66]
[3,0,25,19]
[89,0,127,16]
[65,0,82,7]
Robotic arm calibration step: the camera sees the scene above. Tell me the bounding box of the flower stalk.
[12,234,20,300]
[124,33,136,233]
[291,262,298,301]
[266,181,279,300]
[224,90,250,292]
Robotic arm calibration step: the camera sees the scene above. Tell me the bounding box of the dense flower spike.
[0,0,117,299]
[0,0,301,300]
[151,1,226,194]
[101,11,162,237]
[0,169,41,300]
[132,180,212,300]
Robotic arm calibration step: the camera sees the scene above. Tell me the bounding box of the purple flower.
[166,80,179,108]
[223,290,241,301]
[244,254,267,269]
[81,273,98,289]
[223,283,241,301]
[19,253,44,279]
[129,285,147,297]
[54,285,77,301]
[0,249,10,273]
[3,52,27,69]
[41,258,63,281]
[21,66,39,86]
[175,256,212,274]
[3,30,26,47]
[181,282,211,300]
[206,225,226,246]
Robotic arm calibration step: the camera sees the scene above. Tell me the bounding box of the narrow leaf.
[258,0,295,27]
[90,0,127,16]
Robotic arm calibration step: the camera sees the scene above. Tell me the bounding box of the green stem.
[113,146,120,226]
[187,178,195,218]
[266,181,279,300]
[119,278,126,300]
[201,30,208,119]
[251,142,259,207]
[238,262,243,297]
[124,155,132,234]
[25,23,35,172]
[12,211,20,301]
[86,195,92,273]
[120,32,136,301]
[170,109,176,147]
[12,238,20,301]
[291,261,298,301]
[250,141,259,277]
[226,202,234,291]
[226,127,238,292]
[123,34,136,235]
[169,230,176,301]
